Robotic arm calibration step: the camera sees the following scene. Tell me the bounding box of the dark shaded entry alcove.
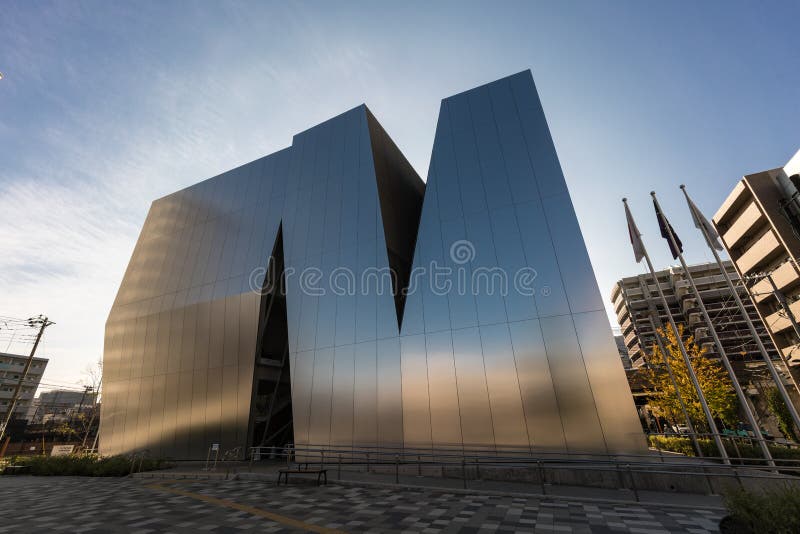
[249,226,293,450]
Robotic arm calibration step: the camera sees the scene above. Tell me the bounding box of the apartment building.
[713,149,800,369]
[27,389,98,424]
[611,261,778,368]
[0,352,48,423]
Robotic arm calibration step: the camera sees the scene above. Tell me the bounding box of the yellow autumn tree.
[642,324,738,431]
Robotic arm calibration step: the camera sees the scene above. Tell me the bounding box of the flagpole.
[681,184,800,436]
[623,280,704,457]
[623,197,730,463]
[653,191,774,466]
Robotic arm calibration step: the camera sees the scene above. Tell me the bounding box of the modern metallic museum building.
[101,71,644,459]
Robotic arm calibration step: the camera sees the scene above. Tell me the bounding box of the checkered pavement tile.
[0,477,723,533]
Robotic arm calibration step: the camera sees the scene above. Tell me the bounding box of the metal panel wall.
[402,71,643,454]
[101,71,644,459]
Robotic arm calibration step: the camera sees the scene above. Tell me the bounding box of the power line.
[0,316,53,442]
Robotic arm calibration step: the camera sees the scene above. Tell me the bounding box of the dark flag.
[654,199,683,259]
[623,200,645,263]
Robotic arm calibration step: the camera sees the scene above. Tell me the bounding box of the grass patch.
[1,454,166,477]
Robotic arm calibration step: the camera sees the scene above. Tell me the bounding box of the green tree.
[766,387,798,441]
[643,325,738,431]
[52,422,78,439]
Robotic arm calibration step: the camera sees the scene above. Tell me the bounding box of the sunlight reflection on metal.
[100,71,645,459]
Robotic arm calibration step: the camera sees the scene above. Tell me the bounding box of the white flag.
[682,189,724,251]
[624,201,646,263]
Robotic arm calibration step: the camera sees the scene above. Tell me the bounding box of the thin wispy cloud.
[1,1,798,388]
[0,2,385,386]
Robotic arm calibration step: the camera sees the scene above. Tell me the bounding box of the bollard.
[614,460,625,490]
[732,465,744,491]
[701,466,716,495]
[537,460,546,495]
[730,438,741,461]
[626,464,639,502]
[395,454,400,484]
[462,459,467,489]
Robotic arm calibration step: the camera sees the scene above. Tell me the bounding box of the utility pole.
[70,386,91,442]
[763,273,800,389]
[765,274,800,339]
[0,316,53,443]
[81,380,100,449]
[743,270,800,398]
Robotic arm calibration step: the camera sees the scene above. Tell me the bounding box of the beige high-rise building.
[713,149,800,372]
[612,260,794,435]
[611,261,778,369]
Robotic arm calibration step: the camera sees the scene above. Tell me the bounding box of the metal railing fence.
[246,438,800,502]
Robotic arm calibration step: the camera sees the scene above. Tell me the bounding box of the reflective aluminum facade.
[101,70,645,459]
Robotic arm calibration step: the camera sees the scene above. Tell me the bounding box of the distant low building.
[0,352,48,423]
[28,389,97,425]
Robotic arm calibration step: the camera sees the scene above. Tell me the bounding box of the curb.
[132,471,231,480]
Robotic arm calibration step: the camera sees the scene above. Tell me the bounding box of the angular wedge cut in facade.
[100,71,645,459]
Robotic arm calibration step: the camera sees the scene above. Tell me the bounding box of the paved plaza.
[0,476,724,533]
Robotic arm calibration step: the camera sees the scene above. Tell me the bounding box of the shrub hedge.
[1,454,165,477]
[723,485,800,533]
[648,435,800,462]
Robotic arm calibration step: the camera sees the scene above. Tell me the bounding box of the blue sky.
[1,1,799,387]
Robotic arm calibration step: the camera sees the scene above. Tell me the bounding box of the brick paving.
[0,476,723,533]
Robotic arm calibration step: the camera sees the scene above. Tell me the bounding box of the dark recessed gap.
[250,224,293,450]
[365,107,426,330]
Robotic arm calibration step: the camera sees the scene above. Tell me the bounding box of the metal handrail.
[249,436,800,468]
[248,444,800,477]
[244,443,800,502]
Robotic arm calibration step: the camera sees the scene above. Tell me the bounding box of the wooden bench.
[277,468,327,486]
[3,465,31,475]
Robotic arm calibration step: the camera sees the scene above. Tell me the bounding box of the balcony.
[750,261,800,303]
[624,330,639,347]
[764,299,800,334]
[714,180,748,224]
[736,230,782,273]
[722,200,765,249]
[782,343,800,365]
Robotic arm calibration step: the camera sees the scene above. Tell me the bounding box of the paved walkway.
[142,460,727,509]
[0,476,723,533]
